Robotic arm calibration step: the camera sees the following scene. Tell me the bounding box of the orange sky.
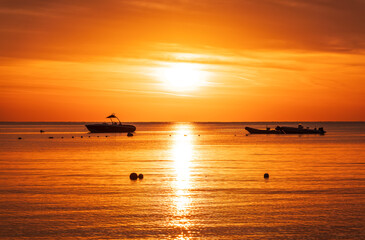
[0,0,364,121]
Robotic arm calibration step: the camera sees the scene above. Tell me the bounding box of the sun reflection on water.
[169,124,195,238]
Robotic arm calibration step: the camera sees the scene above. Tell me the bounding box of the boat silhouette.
[276,125,326,134]
[245,124,326,135]
[244,127,282,134]
[85,114,136,133]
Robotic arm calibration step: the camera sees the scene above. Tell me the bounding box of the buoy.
[138,173,144,179]
[40,130,44,133]
[49,137,54,139]
[88,136,91,138]
[130,173,138,180]
[127,132,133,137]
[264,173,269,179]
[198,135,200,136]
[72,136,74,138]
[97,136,99,137]
[18,137,22,140]
[61,137,64,139]
[81,136,83,138]
[106,135,108,138]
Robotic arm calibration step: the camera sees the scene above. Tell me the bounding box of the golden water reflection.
[169,124,195,237]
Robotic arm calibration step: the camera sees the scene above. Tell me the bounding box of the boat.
[245,124,326,135]
[245,127,282,134]
[275,125,326,134]
[85,114,136,133]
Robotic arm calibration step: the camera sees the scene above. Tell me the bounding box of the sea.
[0,122,364,239]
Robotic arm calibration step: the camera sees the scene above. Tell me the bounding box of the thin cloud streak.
[104,88,193,98]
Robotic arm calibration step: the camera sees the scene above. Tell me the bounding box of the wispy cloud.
[1,0,364,62]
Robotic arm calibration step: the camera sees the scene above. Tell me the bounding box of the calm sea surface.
[0,122,364,239]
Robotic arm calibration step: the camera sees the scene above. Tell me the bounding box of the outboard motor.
[318,127,326,134]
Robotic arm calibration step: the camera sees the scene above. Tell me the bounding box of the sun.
[158,63,208,92]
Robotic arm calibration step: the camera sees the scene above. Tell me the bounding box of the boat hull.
[245,127,282,134]
[245,126,326,135]
[85,124,136,133]
[276,126,325,135]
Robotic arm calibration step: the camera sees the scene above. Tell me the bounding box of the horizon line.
[0,121,364,124]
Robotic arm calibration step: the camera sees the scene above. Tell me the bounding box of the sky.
[0,0,364,121]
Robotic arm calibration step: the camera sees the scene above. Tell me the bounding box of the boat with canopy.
[85,114,136,133]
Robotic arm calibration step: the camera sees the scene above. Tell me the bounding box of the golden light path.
[157,62,208,92]
[169,124,195,239]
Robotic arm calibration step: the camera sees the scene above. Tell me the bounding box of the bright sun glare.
[158,63,208,92]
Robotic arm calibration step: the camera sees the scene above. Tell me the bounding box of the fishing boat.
[85,114,136,133]
[245,124,326,135]
[275,125,326,134]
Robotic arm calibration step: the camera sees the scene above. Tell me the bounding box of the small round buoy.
[88,136,91,138]
[138,173,144,179]
[106,135,108,138]
[72,136,74,138]
[18,137,22,140]
[130,173,138,180]
[49,137,54,139]
[81,136,83,138]
[264,173,269,179]
[61,137,64,139]
[40,130,44,133]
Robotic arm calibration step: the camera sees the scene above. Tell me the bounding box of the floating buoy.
[61,137,64,139]
[264,173,269,179]
[130,173,138,180]
[49,137,54,139]
[81,136,83,138]
[127,132,133,137]
[198,135,200,136]
[18,137,22,140]
[106,135,108,138]
[40,130,44,133]
[97,136,99,137]
[88,136,91,138]
[138,173,144,179]
[72,136,74,138]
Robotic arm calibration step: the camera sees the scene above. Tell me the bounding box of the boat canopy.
[106,113,122,125]
[107,114,117,118]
